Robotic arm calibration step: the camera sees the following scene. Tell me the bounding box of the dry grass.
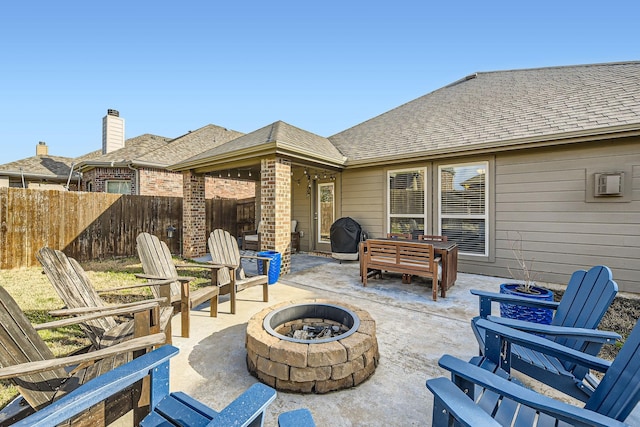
[0,256,211,409]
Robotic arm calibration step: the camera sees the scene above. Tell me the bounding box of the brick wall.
[85,167,255,198]
[182,171,206,258]
[205,177,255,199]
[86,167,136,194]
[260,157,292,274]
[139,168,183,196]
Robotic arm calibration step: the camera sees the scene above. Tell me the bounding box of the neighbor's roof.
[77,133,171,168]
[172,121,346,172]
[136,124,244,167]
[0,155,77,180]
[329,61,640,166]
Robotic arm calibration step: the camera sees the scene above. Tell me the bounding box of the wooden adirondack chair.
[0,285,165,426]
[207,229,270,315]
[15,345,316,427]
[136,232,220,338]
[427,318,640,426]
[37,247,174,347]
[470,265,619,401]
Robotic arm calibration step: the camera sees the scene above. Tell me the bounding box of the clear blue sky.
[1,1,638,164]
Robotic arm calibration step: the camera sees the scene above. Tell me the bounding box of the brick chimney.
[36,141,48,156]
[102,109,125,154]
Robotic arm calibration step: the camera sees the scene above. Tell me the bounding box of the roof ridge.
[475,60,640,76]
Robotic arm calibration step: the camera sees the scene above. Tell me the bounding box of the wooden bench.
[361,239,441,300]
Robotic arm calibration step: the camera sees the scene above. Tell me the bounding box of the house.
[0,110,256,199]
[76,110,255,199]
[0,142,86,190]
[170,61,640,292]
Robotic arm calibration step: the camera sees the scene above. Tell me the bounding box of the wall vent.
[594,172,623,196]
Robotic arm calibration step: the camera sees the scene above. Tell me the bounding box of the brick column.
[260,157,292,274]
[182,170,206,258]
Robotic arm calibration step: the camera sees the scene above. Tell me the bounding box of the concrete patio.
[157,252,636,426]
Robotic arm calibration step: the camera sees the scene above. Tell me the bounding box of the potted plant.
[499,232,554,324]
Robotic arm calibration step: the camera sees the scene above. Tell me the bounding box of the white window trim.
[386,167,428,234]
[438,161,489,257]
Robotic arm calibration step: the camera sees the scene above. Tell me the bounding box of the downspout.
[19,168,25,188]
[127,163,140,195]
[65,162,75,191]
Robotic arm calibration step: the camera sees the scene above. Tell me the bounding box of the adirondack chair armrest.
[486,315,622,343]
[426,377,501,426]
[134,273,195,283]
[35,301,163,330]
[10,344,178,427]
[48,297,168,317]
[477,319,612,373]
[278,408,317,427]
[97,278,177,292]
[174,262,219,271]
[206,383,277,427]
[0,333,166,381]
[471,289,559,318]
[435,355,628,427]
[241,255,271,262]
[470,289,560,309]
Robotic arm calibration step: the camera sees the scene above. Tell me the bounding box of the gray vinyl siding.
[291,171,311,252]
[461,137,640,293]
[340,168,385,238]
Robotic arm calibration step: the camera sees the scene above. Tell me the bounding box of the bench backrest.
[364,239,437,276]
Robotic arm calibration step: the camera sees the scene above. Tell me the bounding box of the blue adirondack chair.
[426,317,640,426]
[470,265,620,401]
[14,345,314,427]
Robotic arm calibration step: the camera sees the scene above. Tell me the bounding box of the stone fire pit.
[246,299,379,393]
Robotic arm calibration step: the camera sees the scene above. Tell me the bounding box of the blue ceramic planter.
[499,283,554,325]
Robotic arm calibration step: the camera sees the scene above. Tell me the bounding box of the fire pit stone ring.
[246,299,379,393]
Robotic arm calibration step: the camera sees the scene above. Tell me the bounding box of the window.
[387,168,427,234]
[439,162,488,256]
[105,180,131,194]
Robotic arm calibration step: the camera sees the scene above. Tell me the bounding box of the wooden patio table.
[359,238,458,298]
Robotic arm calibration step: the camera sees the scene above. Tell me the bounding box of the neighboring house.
[0,110,256,199]
[76,110,255,198]
[0,141,79,190]
[170,61,640,292]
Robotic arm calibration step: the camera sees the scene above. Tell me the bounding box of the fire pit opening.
[264,303,360,343]
[246,300,379,393]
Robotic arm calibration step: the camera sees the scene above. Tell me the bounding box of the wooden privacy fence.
[0,188,255,269]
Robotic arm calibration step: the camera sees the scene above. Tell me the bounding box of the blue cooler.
[257,250,281,284]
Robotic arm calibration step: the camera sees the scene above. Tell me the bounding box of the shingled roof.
[329,61,640,166]
[0,155,77,180]
[173,121,346,171]
[78,133,170,167]
[137,124,244,167]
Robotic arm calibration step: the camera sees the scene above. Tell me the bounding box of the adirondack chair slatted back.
[551,266,618,352]
[0,286,67,409]
[36,247,116,349]
[586,319,640,421]
[136,233,181,300]
[208,229,246,286]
